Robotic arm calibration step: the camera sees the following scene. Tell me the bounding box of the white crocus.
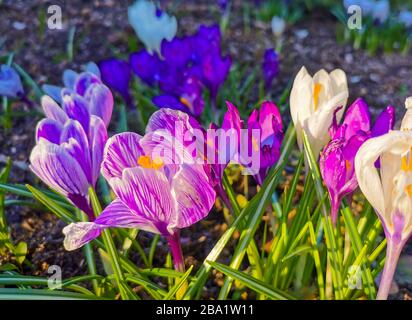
[355,97,412,300]
[271,16,286,37]
[128,0,177,55]
[290,66,348,159]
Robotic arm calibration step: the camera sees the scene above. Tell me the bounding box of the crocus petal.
[35,118,62,144]
[29,140,90,198]
[89,116,108,185]
[371,106,395,138]
[84,83,114,127]
[42,84,63,104]
[101,132,143,180]
[61,91,91,133]
[41,95,68,125]
[0,65,24,98]
[98,58,132,105]
[128,0,177,55]
[63,222,102,251]
[341,98,371,140]
[171,164,216,230]
[129,50,163,86]
[152,94,190,113]
[74,72,101,96]
[262,49,279,89]
[60,119,92,184]
[63,69,79,89]
[110,167,175,235]
[355,131,412,223]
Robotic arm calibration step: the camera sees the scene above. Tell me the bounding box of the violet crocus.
[129,24,231,117]
[30,78,113,219]
[355,97,412,300]
[98,58,133,107]
[0,65,24,99]
[42,62,100,104]
[262,49,280,91]
[320,98,395,224]
[63,111,216,272]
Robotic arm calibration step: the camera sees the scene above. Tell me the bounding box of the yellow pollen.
[252,137,260,152]
[313,83,323,111]
[345,160,351,171]
[405,184,412,196]
[180,97,191,108]
[138,155,164,170]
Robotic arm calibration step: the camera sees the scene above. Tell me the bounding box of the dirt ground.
[1,0,411,299]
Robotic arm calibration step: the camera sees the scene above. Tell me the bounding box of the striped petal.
[171,164,216,229]
[29,140,90,198]
[110,167,175,235]
[101,132,143,180]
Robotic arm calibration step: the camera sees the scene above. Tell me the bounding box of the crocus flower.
[129,24,230,117]
[42,63,101,104]
[30,95,109,219]
[355,97,412,300]
[290,66,349,160]
[218,101,283,185]
[63,112,216,272]
[30,80,113,219]
[152,76,205,117]
[0,65,24,98]
[129,49,163,86]
[399,11,412,28]
[199,48,231,103]
[271,16,286,37]
[262,49,280,90]
[128,0,177,55]
[98,58,133,107]
[320,98,395,223]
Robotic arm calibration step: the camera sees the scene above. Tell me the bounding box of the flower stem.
[376,237,404,300]
[167,231,185,273]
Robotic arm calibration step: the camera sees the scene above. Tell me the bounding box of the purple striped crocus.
[30,77,113,219]
[320,98,395,224]
[63,125,216,272]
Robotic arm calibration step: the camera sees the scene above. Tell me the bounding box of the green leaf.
[0,288,99,300]
[163,266,193,300]
[281,244,312,263]
[26,184,75,223]
[218,125,296,299]
[208,261,294,300]
[14,242,27,265]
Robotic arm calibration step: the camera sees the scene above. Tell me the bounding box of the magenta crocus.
[98,58,133,107]
[30,78,113,219]
[218,101,283,185]
[63,111,216,271]
[320,98,395,224]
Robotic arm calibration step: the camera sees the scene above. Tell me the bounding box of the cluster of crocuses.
[30,65,285,274]
[290,66,412,300]
[98,0,279,118]
[30,61,412,300]
[98,24,231,118]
